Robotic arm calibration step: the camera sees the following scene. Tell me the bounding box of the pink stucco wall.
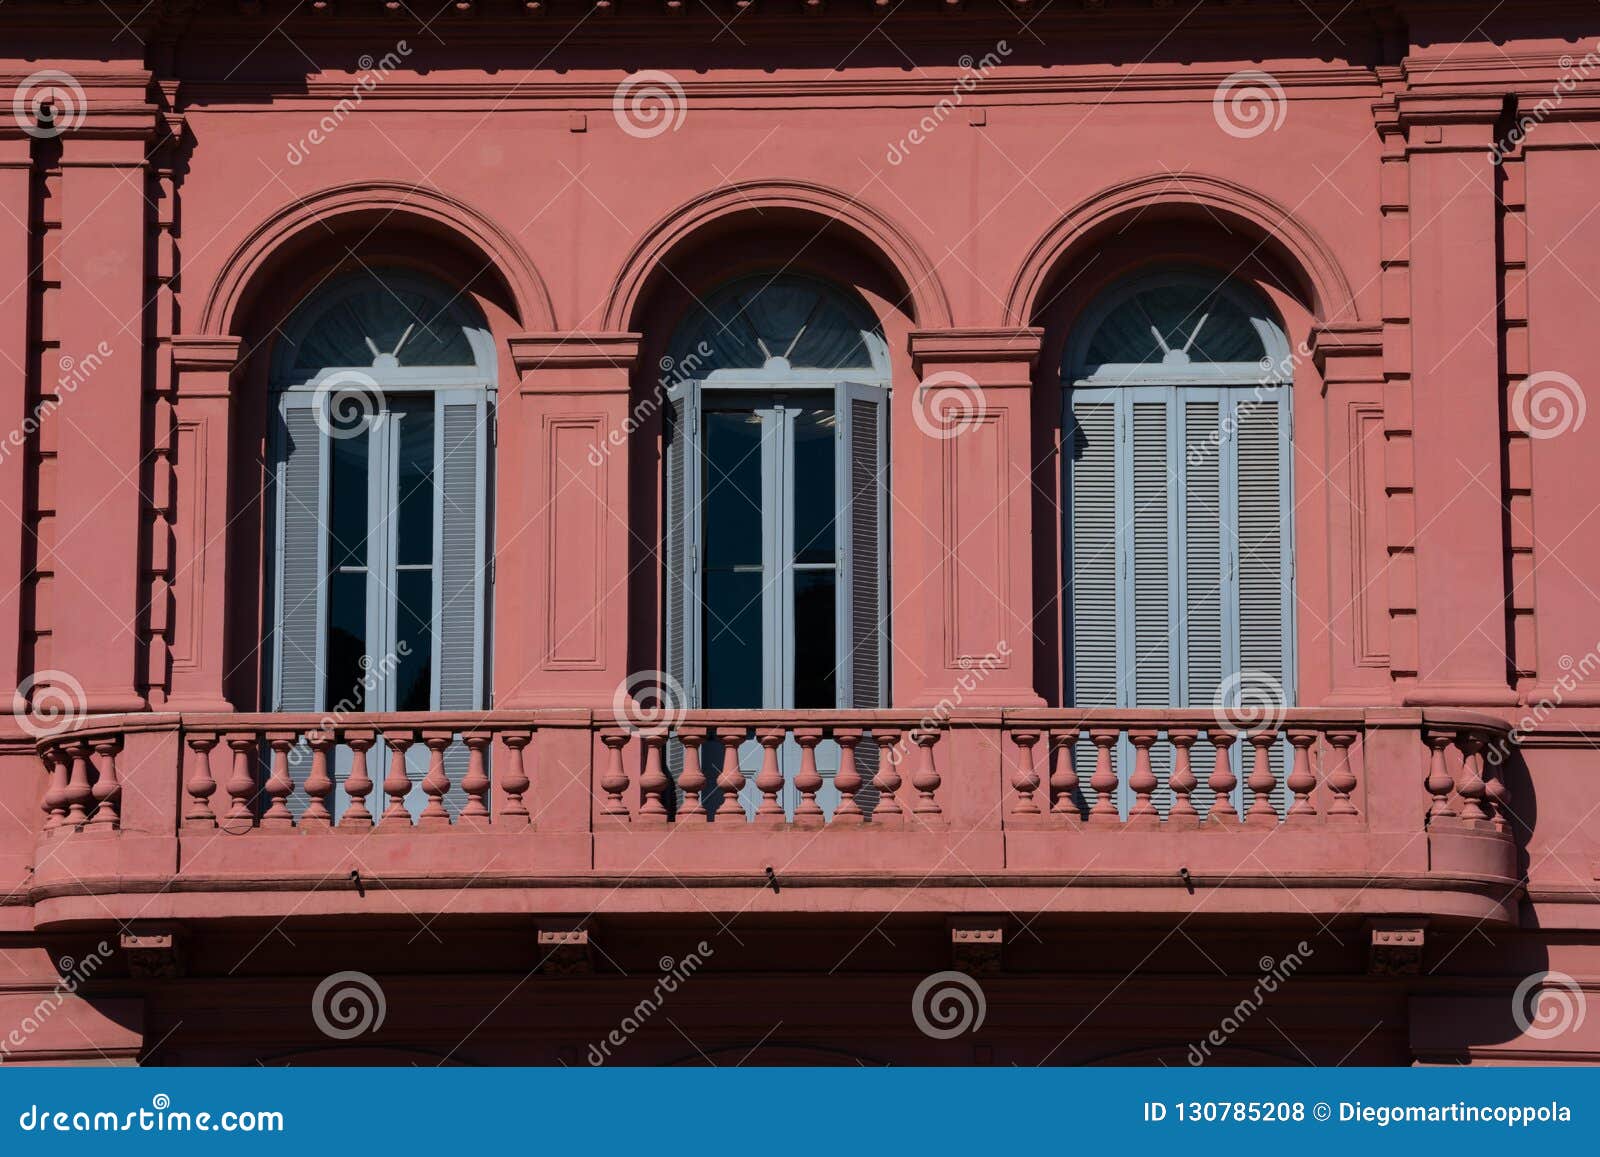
[0,1,1597,1065]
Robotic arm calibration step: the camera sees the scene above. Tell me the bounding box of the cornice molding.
[171,335,244,373]
[509,332,643,372]
[909,328,1043,369]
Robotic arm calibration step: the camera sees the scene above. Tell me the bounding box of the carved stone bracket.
[537,922,595,975]
[1367,919,1425,976]
[949,918,1004,976]
[121,925,184,979]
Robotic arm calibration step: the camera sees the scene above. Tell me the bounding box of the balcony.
[25,708,1520,930]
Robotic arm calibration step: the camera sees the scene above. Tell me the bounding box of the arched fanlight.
[669,274,890,380]
[273,270,495,387]
[1068,269,1291,386]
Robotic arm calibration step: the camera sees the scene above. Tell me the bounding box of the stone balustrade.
[22,707,1520,929]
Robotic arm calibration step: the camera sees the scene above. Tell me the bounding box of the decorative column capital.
[1307,322,1384,386]
[1396,92,1505,152]
[508,331,642,392]
[908,327,1043,378]
[171,335,244,373]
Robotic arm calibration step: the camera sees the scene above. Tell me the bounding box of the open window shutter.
[1067,396,1117,814]
[837,383,888,709]
[1180,397,1224,817]
[272,391,327,713]
[434,390,489,712]
[664,382,702,708]
[838,383,888,813]
[1234,393,1291,816]
[664,382,702,813]
[433,390,489,818]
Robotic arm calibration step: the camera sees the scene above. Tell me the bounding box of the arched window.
[661,274,890,815]
[1064,269,1295,817]
[266,269,493,732]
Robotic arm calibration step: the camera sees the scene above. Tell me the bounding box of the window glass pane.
[288,276,478,372]
[793,406,836,564]
[794,570,837,708]
[394,568,434,711]
[703,409,764,569]
[328,429,368,570]
[326,570,367,710]
[671,278,879,372]
[705,571,763,709]
[394,401,435,567]
[1084,280,1268,369]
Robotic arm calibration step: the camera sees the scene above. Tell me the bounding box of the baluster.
[910,729,943,820]
[261,731,297,831]
[302,731,336,830]
[1009,729,1042,819]
[419,730,455,828]
[63,741,94,828]
[1088,728,1120,823]
[870,728,904,823]
[183,733,219,827]
[1204,729,1238,823]
[599,730,631,821]
[1126,728,1160,827]
[1049,728,1081,822]
[85,738,122,831]
[637,729,670,824]
[342,731,376,829]
[42,744,70,831]
[461,734,493,826]
[1245,728,1280,823]
[498,731,532,826]
[753,727,786,825]
[1325,730,1359,819]
[1485,767,1511,833]
[832,728,864,825]
[1167,728,1198,826]
[792,727,825,826]
[1455,730,1490,825]
[1423,730,1456,820]
[1285,728,1317,821]
[714,726,748,822]
[676,726,709,823]
[380,730,416,829]
[222,733,259,833]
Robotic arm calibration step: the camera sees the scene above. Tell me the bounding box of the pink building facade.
[0,0,1596,1065]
